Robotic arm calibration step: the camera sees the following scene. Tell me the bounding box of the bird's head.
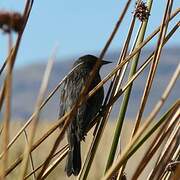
[73,55,111,69]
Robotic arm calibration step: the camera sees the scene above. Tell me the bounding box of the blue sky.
[0,1,179,67]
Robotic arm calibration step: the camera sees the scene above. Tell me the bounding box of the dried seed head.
[165,160,180,172]
[134,1,150,22]
[0,11,23,33]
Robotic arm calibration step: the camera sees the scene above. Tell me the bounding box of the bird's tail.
[65,137,81,176]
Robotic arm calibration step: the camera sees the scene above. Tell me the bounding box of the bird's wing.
[59,81,66,118]
[62,68,87,176]
[59,67,88,118]
[59,67,88,141]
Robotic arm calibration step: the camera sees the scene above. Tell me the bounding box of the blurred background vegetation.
[0,0,179,180]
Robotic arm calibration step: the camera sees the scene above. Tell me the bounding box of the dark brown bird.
[59,55,111,176]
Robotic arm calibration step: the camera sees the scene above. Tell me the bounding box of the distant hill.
[1,47,179,120]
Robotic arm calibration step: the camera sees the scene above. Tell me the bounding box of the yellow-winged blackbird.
[59,55,111,176]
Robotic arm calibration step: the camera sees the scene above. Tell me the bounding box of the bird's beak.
[101,60,112,65]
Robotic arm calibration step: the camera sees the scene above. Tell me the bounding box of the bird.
[59,54,111,177]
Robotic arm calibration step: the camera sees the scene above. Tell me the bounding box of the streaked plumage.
[59,55,111,176]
